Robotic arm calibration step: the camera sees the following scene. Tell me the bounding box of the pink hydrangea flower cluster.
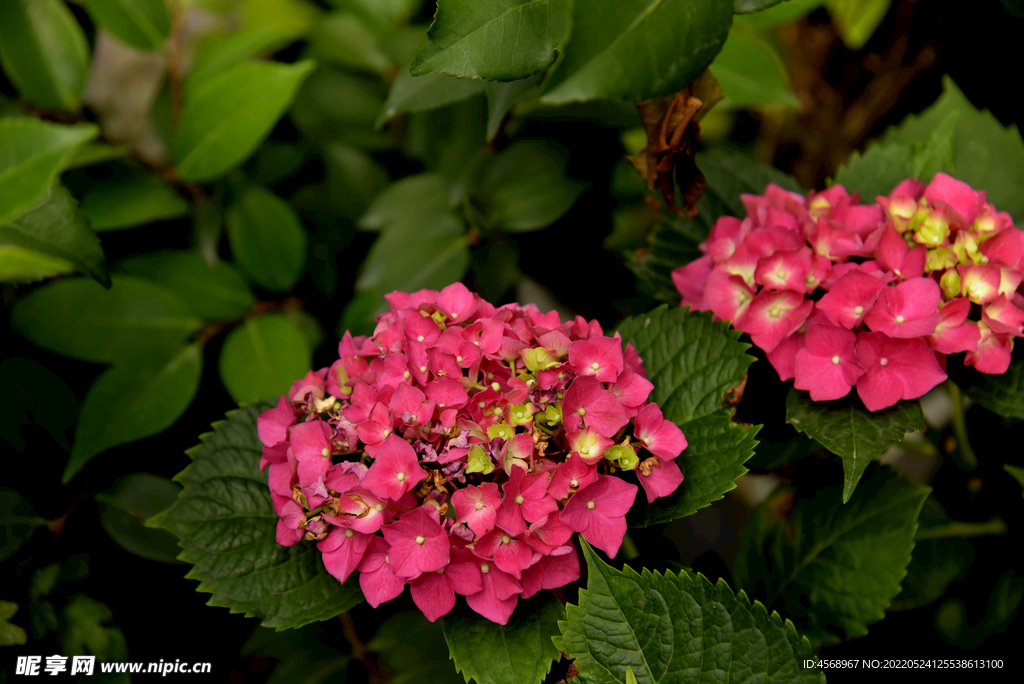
[673,173,1024,411]
[257,284,687,624]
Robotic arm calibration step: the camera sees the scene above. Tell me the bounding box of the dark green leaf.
[734,0,789,12]
[185,27,292,94]
[61,595,130,675]
[935,571,1024,649]
[412,0,571,81]
[194,196,222,267]
[0,601,27,646]
[292,67,387,145]
[967,360,1024,420]
[307,12,393,76]
[709,29,797,108]
[242,0,321,38]
[219,314,312,404]
[357,212,470,294]
[785,388,924,503]
[244,623,351,684]
[67,142,130,169]
[358,173,451,231]
[96,473,184,563]
[323,142,390,219]
[84,0,171,51]
[555,541,823,684]
[65,343,203,483]
[0,118,98,223]
[376,71,485,128]
[0,489,47,562]
[617,305,759,525]
[735,466,929,644]
[116,250,255,320]
[172,60,315,182]
[442,594,563,684]
[369,612,463,684]
[338,289,382,339]
[0,0,90,111]
[0,242,77,283]
[0,356,78,453]
[483,74,545,141]
[283,308,326,353]
[541,0,733,104]
[80,171,189,231]
[698,150,804,217]
[11,275,202,363]
[226,186,308,292]
[1005,464,1024,497]
[148,403,364,629]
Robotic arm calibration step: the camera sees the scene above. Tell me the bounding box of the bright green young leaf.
[61,595,130,669]
[376,71,486,128]
[148,402,364,629]
[541,0,733,104]
[186,27,292,95]
[0,601,27,646]
[11,275,201,363]
[555,541,823,684]
[67,142,130,169]
[1005,464,1024,497]
[357,213,470,295]
[0,118,98,223]
[442,594,564,684]
[826,0,890,51]
[710,29,798,108]
[358,173,451,230]
[785,388,924,502]
[65,343,203,483]
[95,473,184,563]
[84,0,171,51]
[172,60,315,183]
[411,0,571,81]
[80,171,189,231]
[219,314,312,404]
[0,489,48,562]
[307,12,393,76]
[0,357,78,453]
[734,0,790,12]
[617,305,759,526]
[0,245,75,283]
[967,361,1024,420]
[243,0,322,39]
[226,186,308,292]
[735,465,929,644]
[116,250,255,320]
[0,0,90,111]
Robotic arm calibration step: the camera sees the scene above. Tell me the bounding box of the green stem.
[946,381,978,470]
[915,517,1007,540]
[621,532,639,560]
[897,434,940,459]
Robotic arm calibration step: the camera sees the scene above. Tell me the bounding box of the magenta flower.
[465,555,521,625]
[357,536,406,608]
[360,434,428,501]
[855,332,947,411]
[381,507,450,579]
[560,476,637,557]
[410,547,482,622]
[737,290,813,353]
[450,483,502,537]
[793,324,865,401]
[634,404,688,460]
[318,526,371,584]
[562,376,629,437]
[863,278,942,339]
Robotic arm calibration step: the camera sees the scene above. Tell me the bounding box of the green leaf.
[967,360,1024,420]
[0,489,47,562]
[376,71,486,128]
[148,402,364,629]
[226,185,308,292]
[291,66,388,146]
[358,173,451,231]
[368,612,464,684]
[84,0,171,51]
[307,12,394,76]
[219,314,312,404]
[11,275,202,363]
[186,27,292,94]
[735,466,929,644]
[617,305,759,525]
[243,0,322,39]
[475,140,587,232]
[0,357,78,453]
[699,150,804,216]
[116,250,255,320]
[555,541,824,684]
[442,594,564,684]
[0,0,90,111]
[1005,464,1024,497]
[95,473,184,563]
[65,343,203,483]
[357,212,470,294]
[709,29,798,108]
[323,141,390,219]
[61,595,130,668]
[244,623,351,684]
[0,600,27,646]
[0,244,76,283]
[541,0,733,104]
[79,171,189,231]
[825,0,890,51]
[734,0,790,12]
[67,142,130,169]
[483,74,545,141]
[785,388,924,502]
[411,0,571,81]
[0,186,108,285]
[172,59,316,183]
[0,118,98,223]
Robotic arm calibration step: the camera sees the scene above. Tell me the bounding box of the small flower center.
[515,494,524,504]
[419,365,428,373]
[577,407,586,416]
[501,534,511,544]
[403,371,411,379]
[880,358,889,366]
[492,382,501,391]
[586,501,595,509]
[396,472,406,482]
[895,314,905,323]
[480,563,490,574]
[321,447,330,457]
[580,446,590,455]
[456,355,463,363]
[831,355,841,365]
[416,335,425,343]
[591,362,600,371]
[437,567,445,574]
[415,535,425,545]
[854,305,864,316]
[570,478,578,488]
[345,529,354,538]
[775,269,787,280]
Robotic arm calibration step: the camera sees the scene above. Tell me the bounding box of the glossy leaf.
[0,601,27,646]
[226,186,308,292]
[65,343,203,483]
[357,212,470,294]
[376,71,485,128]
[709,29,798,108]
[967,361,1024,420]
[80,171,189,231]
[358,173,451,231]
[0,357,78,453]
[84,0,171,51]
[219,314,312,404]
[95,473,184,563]
[148,402,364,629]
[555,541,823,684]
[541,0,733,104]
[483,74,545,141]
[0,0,90,111]
[734,0,789,12]
[172,60,315,182]
[0,489,47,562]
[307,12,393,76]
[785,388,924,503]
[186,27,292,95]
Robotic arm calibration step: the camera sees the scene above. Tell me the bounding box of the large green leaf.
[785,389,924,503]
[84,0,171,51]
[442,594,564,684]
[0,118,98,224]
[967,361,1024,420]
[0,489,47,562]
[357,212,470,294]
[617,305,759,525]
[376,71,486,128]
[709,29,798,108]
[10,275,202,363]
[79,171,189,232]
[172,60,315,182]
[358,173,451,231]
[307,11,393,76]
[411,0,571,81]
[734,466,929,644]
[219,314,312,404]
[0,185,108,285]
[186,27,292,95]
[65,343,203,483]
[0,0,90,111]
[226,186,308,292]
[95,473,184,563]
[555,541,823,684]
[541,0,733,104]
[698,151,804,216]
[148,402,364,629]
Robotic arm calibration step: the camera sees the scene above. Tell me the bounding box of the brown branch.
[338,611,391,684]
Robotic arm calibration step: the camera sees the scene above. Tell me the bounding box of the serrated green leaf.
[617,305,759,525]
[172,60,315,183]
[412,0,571,81]
[11,275,202,363]
[96,473,184,563]
[0,357,78,453]
[0,118,98,224]
[80,171,189,231]
[65,343,203,483]
[84,0,171,51]
[442,594,563,684]
[0,0,90,111]
[0,489,47,562]
[357,212,470,294]
[967,360,1024,420]
[785,388,924,502]
[556,541,824,684]
[61,595,130,673]
[699,150,804,216]
[541,0,733,104]
[376,71,485,128]
[358,173,451,231]
[0,600,27,646]
[226,186,308,292]
[115,250,255,320]
[219,314,312,404]
[149,402,364,629]
[735,465,929,644]
[710,29,798,108]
